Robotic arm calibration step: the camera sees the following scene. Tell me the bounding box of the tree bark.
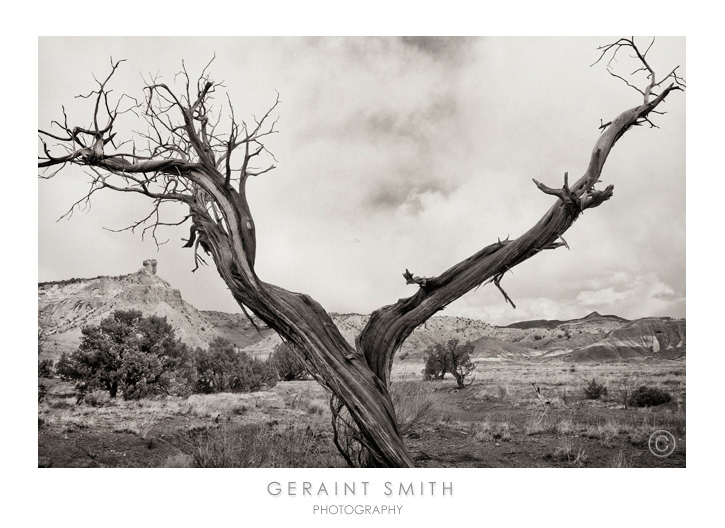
[38,43,683,467]
[356,86,681,388]
[455,374,465,390]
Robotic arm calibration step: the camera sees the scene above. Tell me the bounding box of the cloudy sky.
[38,37,685,325]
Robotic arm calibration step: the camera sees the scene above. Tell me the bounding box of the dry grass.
[39,361,685,468]
[468,421,512,442]
[162,453,194,468]
[393,361,685,409]
[610,449,633,468]
[389,380,439,436]
[185,422,344,468]
[113,413,158,438]
[59,413,96,431]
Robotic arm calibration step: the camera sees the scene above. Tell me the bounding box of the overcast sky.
[38,37,685,325]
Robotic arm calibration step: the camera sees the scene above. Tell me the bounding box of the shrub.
[56,352,85,382]
[390,381,438,436]
[422,339,475,388]
[38,359,54,378]
[583,378,608,400]
[269,342,310,381]
[231,404,247,415]
[422,345,449,380]
[55,310,193,399]
[194,337,277,393]
[627,386,673,407]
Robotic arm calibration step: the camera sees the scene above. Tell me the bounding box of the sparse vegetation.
[38,37,685,469]
[583,378,608,400]
[55,310,193,399]
[162,453,195,468]
[194,337,277,393]
[38,358,685,468]
[38,359,54,378]
[83,391,112,407]
[186,423,343,468]
[610,449,632,468]
[627,385,673,407]
[389,381,438,436]
[269,342,310,381]
[55,311,277,401]
[38,274,129,288]
[497,385,508,400]
[422,339,476,388]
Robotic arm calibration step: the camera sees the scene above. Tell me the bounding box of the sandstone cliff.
[38,263,685,364]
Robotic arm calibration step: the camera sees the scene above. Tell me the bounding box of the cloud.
[38,37,685,327]
[577,287,632,307]
[653,289,683,302]
[575,273,684,319]
[400,36,475,61]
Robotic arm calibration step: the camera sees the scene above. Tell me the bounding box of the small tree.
[194,337,277,393]
[582,378,608,400]
[422,339,476,389]
[56,310,192,399]
[422,343,449,380]
[269,342,310,381]
[449,340,476,389]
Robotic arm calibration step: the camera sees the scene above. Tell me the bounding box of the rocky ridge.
[38,262,685,364]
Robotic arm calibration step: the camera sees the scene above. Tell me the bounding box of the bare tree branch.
[39,38,684,468]
[357,37,685,387]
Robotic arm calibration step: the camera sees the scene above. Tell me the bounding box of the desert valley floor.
[38,266,685,468]
[39,360,685,468]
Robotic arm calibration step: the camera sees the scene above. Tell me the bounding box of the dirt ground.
[38,360,685,468]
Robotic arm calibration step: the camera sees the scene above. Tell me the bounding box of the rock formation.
[37,264,686,364]
[141,259,158,275]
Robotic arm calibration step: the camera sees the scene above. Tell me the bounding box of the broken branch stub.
[39,38,684,467]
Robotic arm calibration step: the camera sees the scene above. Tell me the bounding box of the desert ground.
[38,358,685,468]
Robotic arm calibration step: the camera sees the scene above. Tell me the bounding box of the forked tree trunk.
[38,43,683,467]
[454,373,466,390]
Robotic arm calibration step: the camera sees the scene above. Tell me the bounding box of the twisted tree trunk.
[38,39,683,467]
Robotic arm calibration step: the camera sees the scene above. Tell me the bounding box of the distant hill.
[564,317,686,362]
[503,311,628,330]
[240,313,496,359]
[37,260,272,360]
[38,262,685,364]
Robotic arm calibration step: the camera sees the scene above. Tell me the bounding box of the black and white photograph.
[23,22,711,525]
[37,35,686,470]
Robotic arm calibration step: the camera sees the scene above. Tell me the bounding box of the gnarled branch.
[39,38,683,468]
[39,57,413,468]
[357,38,684,387]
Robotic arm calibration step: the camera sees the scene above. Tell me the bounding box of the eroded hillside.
[38,262,685,364]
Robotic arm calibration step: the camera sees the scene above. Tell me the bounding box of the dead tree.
[38,38,684,467]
